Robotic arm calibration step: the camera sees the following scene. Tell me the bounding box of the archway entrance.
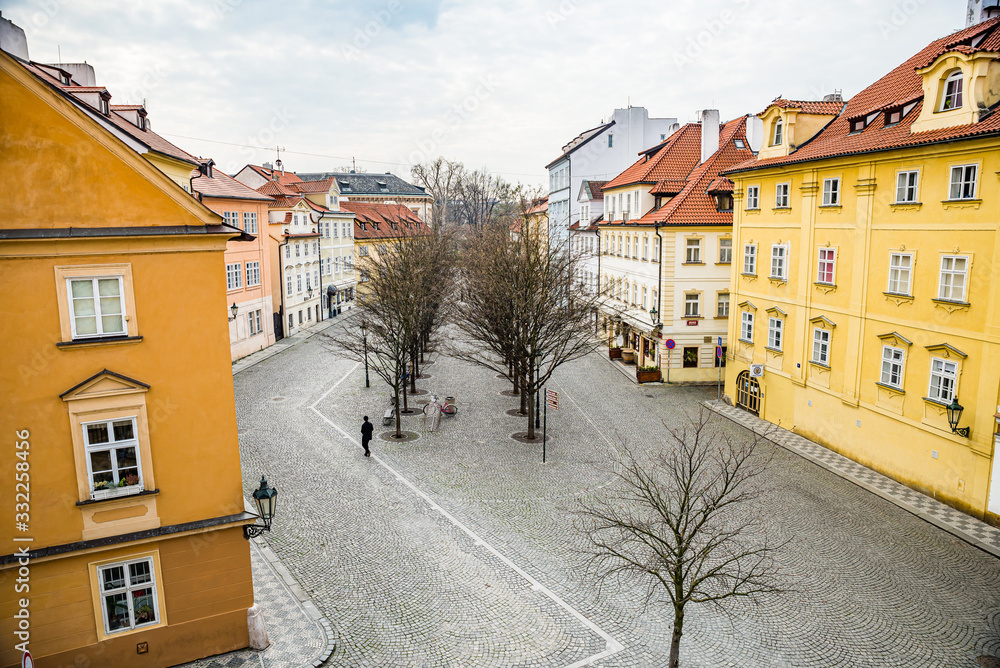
[735,370,761,416]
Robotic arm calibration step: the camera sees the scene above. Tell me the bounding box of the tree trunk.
[410,355,418,394]
[402,377,409,416]
[393,386,402,438]
[527,387,536,440]
[668,604,684,668]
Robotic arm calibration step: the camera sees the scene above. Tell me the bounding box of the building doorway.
[735,370,761,416]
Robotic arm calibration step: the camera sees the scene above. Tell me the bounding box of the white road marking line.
[309,364,625,667]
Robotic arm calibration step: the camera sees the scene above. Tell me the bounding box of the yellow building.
[341,201,430,298]
[0,28,258,668]
[724,18,1000,521]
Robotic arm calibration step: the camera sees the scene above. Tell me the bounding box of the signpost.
[664,339,675,384]
[543,389,558,463]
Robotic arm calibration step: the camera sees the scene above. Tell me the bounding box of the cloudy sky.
[3,0,967,186]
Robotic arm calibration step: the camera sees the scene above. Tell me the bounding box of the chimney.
[699,109,720,163]
[745,115,765,153]
[0,12,29,60]
[54,62,96,86]
[967,0,1000,26]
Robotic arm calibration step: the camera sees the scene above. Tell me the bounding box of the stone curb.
[251,535,336,666]
[232,311,360,377]
[703,400,1000,560]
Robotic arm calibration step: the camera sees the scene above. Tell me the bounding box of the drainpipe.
[654,221,664,366]
[277,237,288,336]
[595,224,602,333]
[313,212,325,321]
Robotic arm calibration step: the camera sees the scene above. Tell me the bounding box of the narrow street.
[234,318,1000,667]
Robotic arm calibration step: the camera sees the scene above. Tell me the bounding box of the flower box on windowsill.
[91,484,143,502]
[636,367,661,383]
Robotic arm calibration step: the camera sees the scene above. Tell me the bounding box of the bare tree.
[411,157,464,228]
[451,191,601,439]
[454,168,517,228]
[578,410,784,668]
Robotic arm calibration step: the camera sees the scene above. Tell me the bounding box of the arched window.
[772,117,783,145]
[941,70,963,111]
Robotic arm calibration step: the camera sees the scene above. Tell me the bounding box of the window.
[817,248,836,284]
[684,293,700,317]
[288,314,293,330]
[359,245,369,257]
[98,557,159,634]
[334,257,340,273]
[768,318,783,350]
[285,244,290,259]
[313,241,318,255]
[775,183,789,208]
[949,164,977,200]
[642,237,649,260]
[305,273,312,291]
[298,310,303,325]
[719,238,732,264]
[642,286,648,309]
[626,236,631,257]
[225,263,242,291]
[740,311,754,342]
[632,235,639,259]
[83,418,141,494]
[653,236,660,261]
[717,293,729,318]
[243,211,258,234]
[928,357,958,402]
[938,255,968,302]
[896,171,919,203]
[223,211,239,228]
[822,178,840,206]
[685,239,701,263]
[683,347,699,368]
[880,346,905,388]
[67,277,125,339]
[746,186,759,209]
[295,243,301,257]
[941,70,963,111]
[734,138,746,149]
[245,261,260,287]
[248,309,262,336]
[286,274,292,296]
[888,253,913,295]
[378,243,387,254]
[296,273,302,294]
[608,134,613,148]
[304,242,310,257]
[772,117,783,145]
[743,244,757,275]
[770,244,787,280]
[812,329,830,365]
[581,204,590,225]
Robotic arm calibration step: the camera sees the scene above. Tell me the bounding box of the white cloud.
[3,0,965,186]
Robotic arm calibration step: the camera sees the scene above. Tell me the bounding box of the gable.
[61,369,150,401]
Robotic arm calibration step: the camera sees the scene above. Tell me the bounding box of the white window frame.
[895,170,919,203]
[719,238,732,264]
[938,255,968,302]
[949,164,978,200]
[746,185,759,210]
[941,70,963,111]
[653,236,660,261]
[717,293,729,318]
[226,263,242,291]
[770,243,788,280]
[767,317,783,351]
[743,243,757,275]
[775,183,789,208]
[98,556,160,635]
[684,293,700,317]
[928,357,958,403]
[822,178,840,206]
[248,309,262,336]
[740,311,754,343]
[887,252,913,295]
[296,273,302,294]
[685,238,701,263]
[222,211,239,228]
[812,328,831,366]
[67,276,126,339]
[82,417,143,494]
[243,211,258,234]
[817,248,836,285]
[772,117,783,145]
[880,345,905,389]
[245,261,261,287]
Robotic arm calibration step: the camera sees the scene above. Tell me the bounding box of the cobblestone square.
[234,320,1000,667]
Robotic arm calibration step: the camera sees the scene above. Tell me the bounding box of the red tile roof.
[602,124,703,190]
[340,201,428,240]
[192,168,273,201]
[763,98,846,116]
[706,177,734,193]
[526,196,548,216]
[649,179,689,196]
[291,178,334,194]
[583,180,607,200]
[606,117,755,228]
[247,164,303,186]
[257,180,299,198]
[728,18,1000,174]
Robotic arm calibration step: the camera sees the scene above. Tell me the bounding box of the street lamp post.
[243,475,278,539]
[361,320,370,388]
[533,352,542,429]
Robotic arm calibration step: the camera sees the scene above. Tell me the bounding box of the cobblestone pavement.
[176,539,332,668]
[234,319,1000,667]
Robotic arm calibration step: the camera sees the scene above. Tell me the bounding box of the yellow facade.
[726,135,1000,520]
[0,50,254,666]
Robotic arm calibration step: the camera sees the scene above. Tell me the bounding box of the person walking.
[361,416,373,457]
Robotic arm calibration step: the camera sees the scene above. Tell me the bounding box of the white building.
[569,180,605,294]
[546,107,677,250]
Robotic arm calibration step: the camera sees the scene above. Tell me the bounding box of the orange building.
[0,21,258,668]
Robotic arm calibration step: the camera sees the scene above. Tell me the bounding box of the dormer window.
[372,222,379,230]
[884,107,903,127]
[99,95,110,116]
[850,118,866,133]
[771,117,783,145]
[941,70,963,111]
[60,72,71,85]
[734,138,746,149]
[359,222,366,231]
[715,194,734,212]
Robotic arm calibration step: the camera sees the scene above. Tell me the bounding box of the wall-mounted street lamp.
[946,399,971,438]
[228,303,239,321]
[649,306,659,324]
[243,476,278,539]
[307,287,314,299]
